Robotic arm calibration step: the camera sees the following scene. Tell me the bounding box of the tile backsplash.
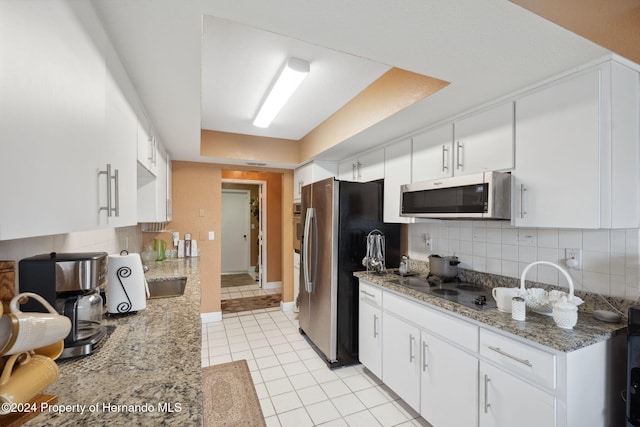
[408,221,640,300]
[0,226,142,267]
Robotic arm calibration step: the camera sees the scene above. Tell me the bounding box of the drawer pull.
[361,290,376,299]
[488,345,533,367]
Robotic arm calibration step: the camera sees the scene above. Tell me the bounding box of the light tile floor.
[220,281,281,301]
[202,307,431,427]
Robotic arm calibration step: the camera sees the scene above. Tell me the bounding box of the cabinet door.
[479,362,555,427]
[453,102,514,175]
[514,70,600,228]
[421,332,478,427]
[338,157,358,182]
[166,152,172,221]
[358,149,385,182]
[101,63,138,228]
[384,139,412,223]
[0,1,105,240]
[382,313,421,411]
[293,164,309,200]
[412,125,453,182]
[358,300,382,379]
[137,140,168,223]
[137,113,158,176]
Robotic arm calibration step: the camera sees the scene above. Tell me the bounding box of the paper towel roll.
[107,253,147,314]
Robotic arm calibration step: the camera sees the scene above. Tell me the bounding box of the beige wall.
[299,68,449,160]
[169,161,294,314]
[201,130,299,165]
[170,161,221,314]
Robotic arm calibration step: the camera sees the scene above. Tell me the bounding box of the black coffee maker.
[19,252,108,359]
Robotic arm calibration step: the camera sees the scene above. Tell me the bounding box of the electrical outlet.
[424,233,432,251]
[565,248,582,269]
[208,231,215,241]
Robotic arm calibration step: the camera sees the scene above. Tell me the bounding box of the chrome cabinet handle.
[357,161,362,180]
[422,341,428,371]
[148,136,157,166]
[352,163,357,180]
[520,184,527,218]
[113,168,120,217]
[373,314,379,338]
[488,345,533,367]
[361,290,376,299]
[456,141,463,169]
[441,145,449,171]
[409,334,416,362]
[99,164,113,217]
[484,374,491,413]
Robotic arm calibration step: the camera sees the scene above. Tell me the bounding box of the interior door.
[221,190,250,273]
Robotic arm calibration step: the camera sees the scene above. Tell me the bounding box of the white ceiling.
[91,0,610,167]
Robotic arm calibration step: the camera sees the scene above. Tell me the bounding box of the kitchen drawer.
[480,328,556,389]
[384,291,478,352]
[359,281,382,307]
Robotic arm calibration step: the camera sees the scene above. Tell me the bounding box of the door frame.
[221,179,267,287]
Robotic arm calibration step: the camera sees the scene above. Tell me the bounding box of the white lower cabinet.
[382,312,421,411]
[421,331,478,427]
[357,279,625,427]
[358,282,383,379]
[479,361,555,427]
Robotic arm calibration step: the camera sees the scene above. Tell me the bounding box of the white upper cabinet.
[0,1,106,240]
[453,101,514,175]
[138,140,171,223]
[293,161,337,201]
[100,43,138,228]
[384,139,413,223]
[0,1,161,240]
[338,148,385,182]
[514,60,640,228]
[412,124,454,182]
[136,113,159,177]
[412,102,514,183]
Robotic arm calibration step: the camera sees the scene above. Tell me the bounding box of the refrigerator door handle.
[303,208,315,292]
[310,208,318,292]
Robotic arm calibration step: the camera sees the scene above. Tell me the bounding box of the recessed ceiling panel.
[201,16,391,140]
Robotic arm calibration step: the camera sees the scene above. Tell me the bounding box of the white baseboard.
[280,301,296,312]
[264,281,282,290]
[201,311,222,323]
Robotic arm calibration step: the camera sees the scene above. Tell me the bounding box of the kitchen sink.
[147,277,187,299]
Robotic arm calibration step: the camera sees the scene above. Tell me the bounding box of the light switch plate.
[208,231,215,240]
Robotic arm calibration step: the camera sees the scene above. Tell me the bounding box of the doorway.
[220,180,280,313]
[221,189,250,273]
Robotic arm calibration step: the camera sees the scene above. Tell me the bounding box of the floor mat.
[202,359,265,426]
[221,293,281,313]
[221,273,256,288]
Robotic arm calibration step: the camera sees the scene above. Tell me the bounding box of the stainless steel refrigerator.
[299,177,400,368]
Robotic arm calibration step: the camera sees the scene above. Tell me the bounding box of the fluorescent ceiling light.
[253,57,310,128]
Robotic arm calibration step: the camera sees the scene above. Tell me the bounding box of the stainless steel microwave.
[400,171,511,219]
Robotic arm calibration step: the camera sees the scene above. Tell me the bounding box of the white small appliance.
[106,251,148,314]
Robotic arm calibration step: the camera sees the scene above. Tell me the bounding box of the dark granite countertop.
[355,270,627,353]
[26,258,202,426]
